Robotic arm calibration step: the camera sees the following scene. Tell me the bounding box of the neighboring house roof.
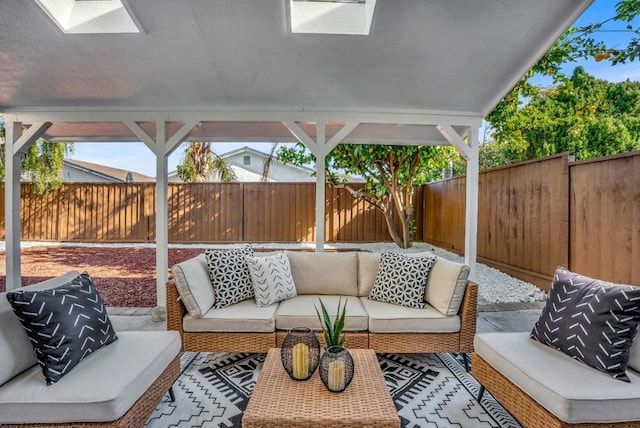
[63,159,155,183]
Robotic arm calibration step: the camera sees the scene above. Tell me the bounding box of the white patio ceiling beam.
[284,120,359,252]
[7,109,483,128]
[4,120,52,290]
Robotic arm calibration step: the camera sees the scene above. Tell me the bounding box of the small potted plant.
[315,298,347,349]
[315,298,354,392]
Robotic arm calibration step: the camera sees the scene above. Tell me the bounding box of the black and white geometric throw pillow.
[368,252,437,309]
[205,245,255,309]
[6,273,118,385]
[245,252,297,307]
[531,266,640,382]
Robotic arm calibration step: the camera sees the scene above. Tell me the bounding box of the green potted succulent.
[315,298,347,348]
[315,298,354,392]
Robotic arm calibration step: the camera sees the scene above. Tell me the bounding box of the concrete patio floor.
[109,306,544,334]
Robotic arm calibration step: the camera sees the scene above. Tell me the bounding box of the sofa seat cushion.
[183,299,278,333]
[360,297,460,333]
[286,251,359,296]
[0,331,180,424]
[0,270,80,386]
[475,332,640,424]
[276,295,368,331]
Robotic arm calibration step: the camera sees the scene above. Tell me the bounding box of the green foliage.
[177,142,237,182]
[0,118,71,196]
[486,1,639,165]
[484,67,640,164]
[314,298,347,348]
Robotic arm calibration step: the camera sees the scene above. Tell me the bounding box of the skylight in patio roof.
[34,0,141,34]
[289,0,377,35]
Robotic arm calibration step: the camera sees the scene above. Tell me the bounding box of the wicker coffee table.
[243,348,400,428]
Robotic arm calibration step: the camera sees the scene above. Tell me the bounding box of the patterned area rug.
[146,352,521,428]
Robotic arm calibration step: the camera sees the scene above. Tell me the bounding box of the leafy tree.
[278,144,460,248]
[483,67,640,163]
[177,142,237,183]
[0,117,71,195]
[486,0,640,159]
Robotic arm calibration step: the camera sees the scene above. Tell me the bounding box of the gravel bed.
[0,241,546,305]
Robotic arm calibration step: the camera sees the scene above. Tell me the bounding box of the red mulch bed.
[0,247,202,307]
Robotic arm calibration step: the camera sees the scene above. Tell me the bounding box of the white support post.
[315,122,326,252]
[139,119,197,321]
[4,121,52,290]
[283,120,359,253]
[464,126,480,281]
[5,121,22,291]
[153,121,169,321]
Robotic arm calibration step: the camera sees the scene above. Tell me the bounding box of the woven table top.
[243,348,400,428]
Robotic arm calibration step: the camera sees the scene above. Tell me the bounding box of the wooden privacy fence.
[423,151,640,290]
[0,182,404,244]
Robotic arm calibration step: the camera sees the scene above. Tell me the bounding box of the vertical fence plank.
[570,151,640,286]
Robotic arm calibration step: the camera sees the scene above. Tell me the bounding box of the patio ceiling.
[1,0,592,143]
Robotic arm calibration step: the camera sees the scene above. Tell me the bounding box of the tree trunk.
[382,199,404,248]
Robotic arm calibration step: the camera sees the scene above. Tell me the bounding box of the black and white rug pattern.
[146,352,521,428]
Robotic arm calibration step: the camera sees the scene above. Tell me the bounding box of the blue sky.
[69,0,640,178]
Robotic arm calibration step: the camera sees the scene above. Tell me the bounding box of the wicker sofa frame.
[166,280,477,354]
[472,353,638,428]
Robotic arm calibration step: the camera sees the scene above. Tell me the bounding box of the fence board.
[570,151,640,286]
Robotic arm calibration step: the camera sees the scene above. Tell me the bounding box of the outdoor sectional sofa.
[0,271,181,427]
[167,250,477,356]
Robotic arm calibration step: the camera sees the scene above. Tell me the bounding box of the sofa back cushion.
[0,270,80,387]
[424,256,470,316]
[286,251,358,296]
[357,252,381,297]
[172,254,214,318]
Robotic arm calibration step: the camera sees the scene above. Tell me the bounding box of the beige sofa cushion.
[0,331,180,424]
[276,295,368,331]
[360,297,460,333]
[183,299,278,333]
[172,254,214,318]
[358,252,381,297]
[0,270,80,387]
[475,332,640,424]
[286,251,358,296]
[424,257,469,316]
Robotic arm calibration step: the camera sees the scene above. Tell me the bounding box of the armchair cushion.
[475,332,640,424]
[530,267,640,382]
[0,331,180,424]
